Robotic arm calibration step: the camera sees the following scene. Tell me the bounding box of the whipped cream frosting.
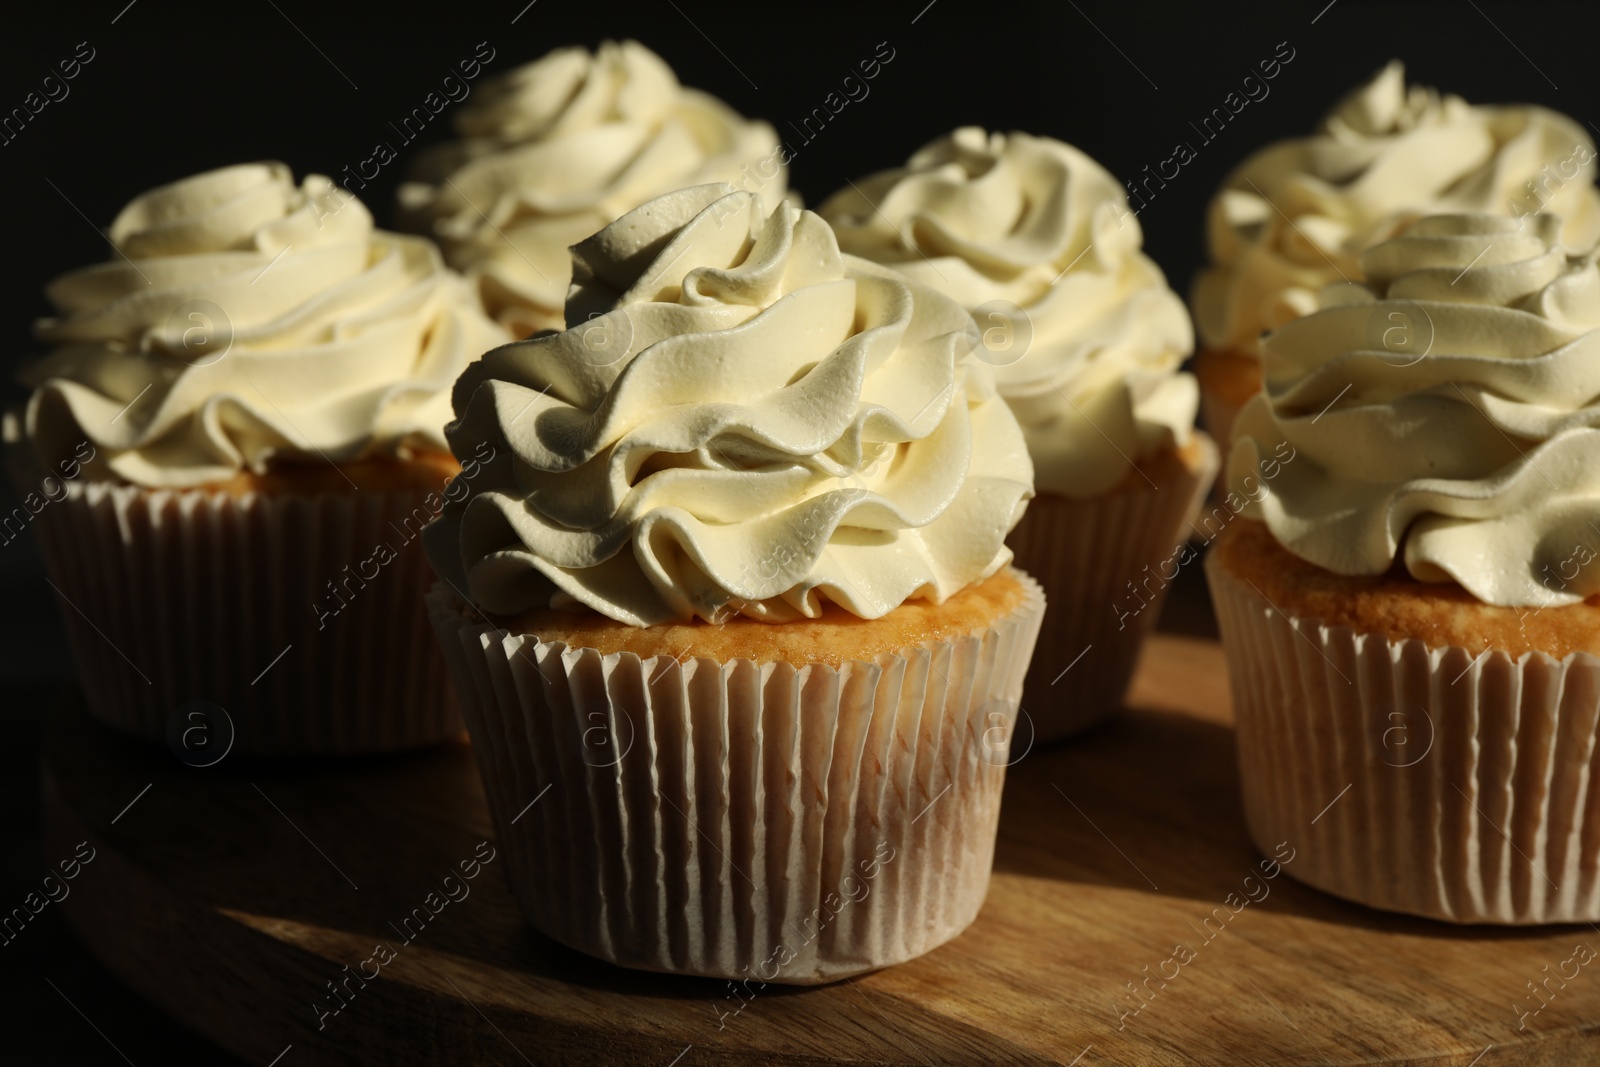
[820,127,1196,498]
[425,183,1034,625]
[1228,213,1600,607]
[1195,60,1600,360]
[24,163,508,489]
[399,40,787,339]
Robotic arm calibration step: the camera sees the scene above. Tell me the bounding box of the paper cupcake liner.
[426,571,1044,983]
[1208,549,1600,924]
[1007,436,1218,742]
[32,478,461,755]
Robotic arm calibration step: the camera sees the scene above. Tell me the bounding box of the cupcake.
[424,182,1043,982]
[820,128,1215,741]
[398,39,787,339]
[12,162,509,754]
[1193,59,1600,451]
[1209,212,1600,923]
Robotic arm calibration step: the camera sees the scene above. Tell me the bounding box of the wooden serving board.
[42,632,1600,1066]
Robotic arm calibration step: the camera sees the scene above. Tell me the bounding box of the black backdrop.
[4,0,1599,1061]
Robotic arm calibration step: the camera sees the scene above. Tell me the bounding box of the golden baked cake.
[424,182,1044,982]
[1215,519,1600,660]
[508,570,1027,669]
[14,162,508,754]
[1209,212,1600,923]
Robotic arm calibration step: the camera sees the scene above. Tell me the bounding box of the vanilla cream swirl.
[820,127,1196,498]
[424,183,1034,625]
[1228,213,1600,607]
[23,162,508,489]
[399,40,787,339]
[1195,61,1600,360]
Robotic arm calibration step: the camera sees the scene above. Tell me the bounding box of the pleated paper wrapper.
[1208,548,1600,924]
[1007,436,1217,742]
[426,571,1045,983]
[32,478,461,754]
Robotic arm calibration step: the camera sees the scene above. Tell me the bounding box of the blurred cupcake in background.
[425,182,1043,982]
[821,127,1215,741]
[11,162,508,754]
[1210,213,1600,923]
[1193,59,1600,450]
[399,39,787,339]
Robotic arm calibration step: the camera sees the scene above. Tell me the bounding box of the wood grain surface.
[41,633,1600,1066]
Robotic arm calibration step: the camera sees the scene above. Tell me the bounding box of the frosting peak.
[1195,61,1600,359]
[425,183,1034,625]
[820,127,1196,498]
[398,40,787,339]
[1228,212,1600,607]
[24,162,507,488]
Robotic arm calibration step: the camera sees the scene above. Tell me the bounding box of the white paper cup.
[1208,546,1600,924]
[1008,436,1217,742]
[426,571,1045,983]
[31,478,461,755]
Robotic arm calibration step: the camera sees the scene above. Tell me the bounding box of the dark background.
[3,0,1597,1061]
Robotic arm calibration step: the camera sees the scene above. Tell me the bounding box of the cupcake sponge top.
[506,568,1029,667]
[1213,519,1600,659]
